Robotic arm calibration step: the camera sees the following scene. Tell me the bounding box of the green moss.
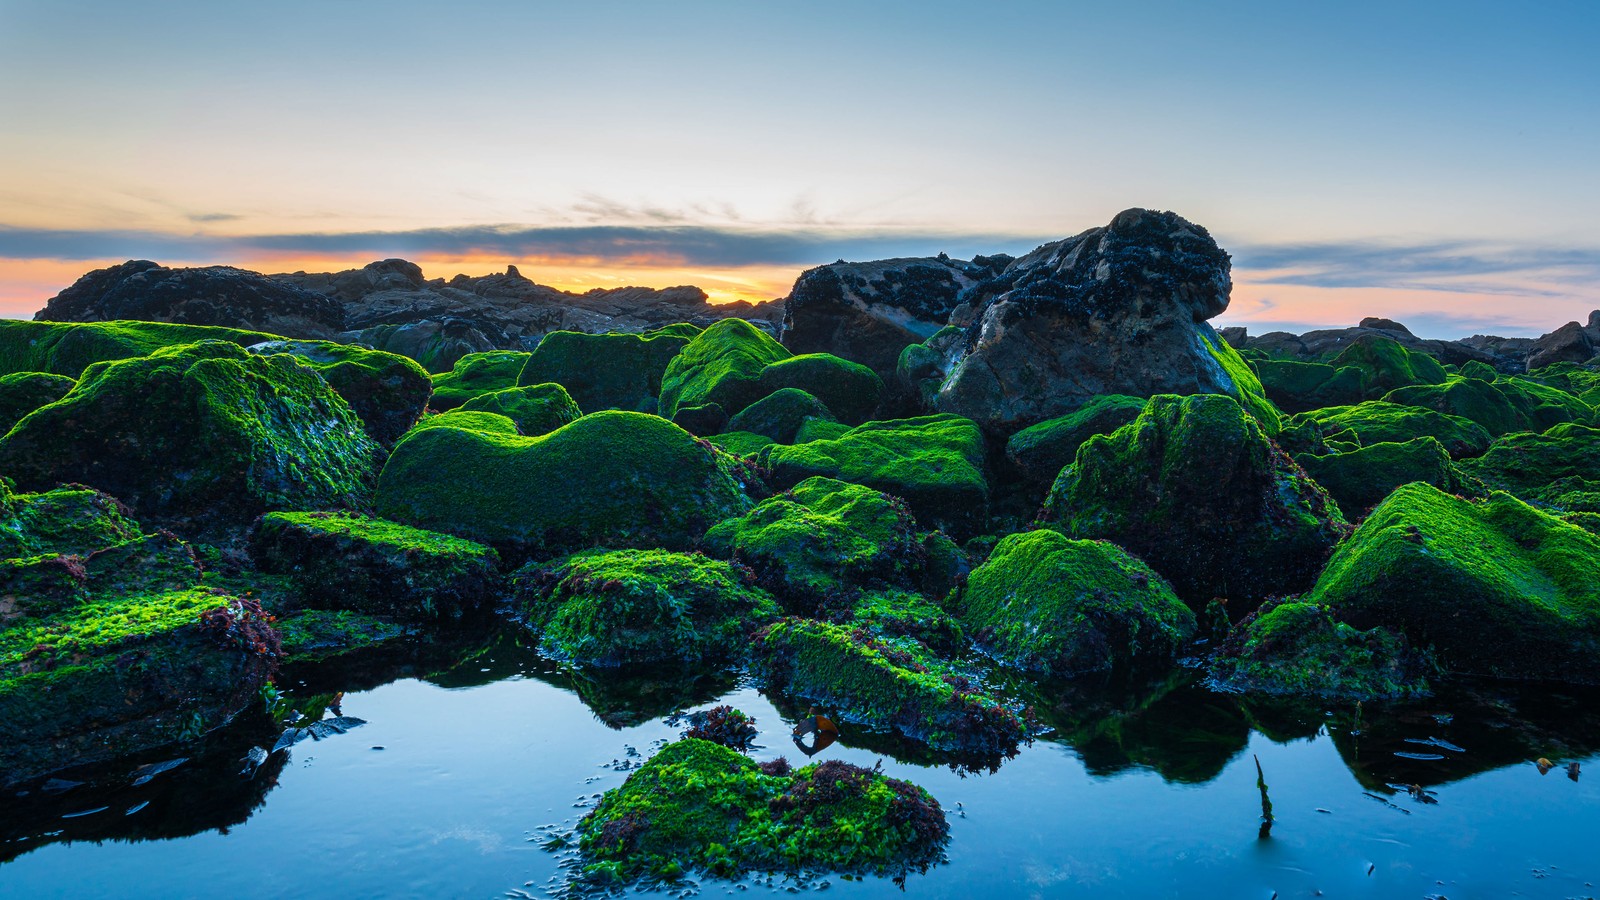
[576,738,947,882]
[1295,437,1458,519]
[704,477,928,613]
[1460,359,1500,381]
[273,609,413,664]
[458,382,582,436]
[0,319,279,378]
[0,341,379,531]
[1046,394,1347,606]
[0,483,142,559]
[251,511,502,619]
[1211,600,1431,700]
[793,417,852,443]
[1199,327,1283,432]
[757,353,884,425]
[669,402,728,437]
[706,430,776,459]
[725,388,837,444]
[1455,422,1600,511]
[517,549,778,667]
[896,326,965,411]
[1307,483,1600,681]
[1004,394,1145,484]
[659,319,792,419]
[848,590,967,655]
[0,372,75,435]
[429,350,533,411]
[377,410,751,556]
[405,409,521,436]
[1382,374,1591,437]
[518,327,695,413]
[1252,359,1365,414]
[761,415,989,534]
[247,340,433,445]
[1291,400,1493,458]
[1327,334,1448,398]
[753,618,1026,754]
[957,530,1194,677]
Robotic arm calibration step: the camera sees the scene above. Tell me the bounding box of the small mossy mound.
[753,618,1026,755]
[1004,394,1145,484]
[1295,437,1459,519]
[704,476,927,613]
[247,340,432,445]
[274,608,412,665]
[376,410,750,556]
[1045,394,1347,606]
[1252,359,1366,414]
[0,372,75,435]
[251,511,501,619]
[405,409,521,436]
[0,341,379,532]
[517,549,778,667]
[848,590,967,656]
[707,430,776,460]
[1291,400,1493,458]
[1328,334,1448,398]
[757,353,884,425]
[670,402,729,437]
[429,350,532,411]
[458,382,582,436]
[518,327,696,413]
[0,481,142,559]
[576,738,947,883]
[1210,600,1431,700]
[1456,422,1600,511]
[726,388,837,444]
[660,319,792,419]
[1382,375,1592,437]
[0,319,278,378]
[761,415,989,535]
[957,530,1196,677]
[1307,483,1600,682]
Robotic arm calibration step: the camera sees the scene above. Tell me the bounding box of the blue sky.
[1,0,1596,335]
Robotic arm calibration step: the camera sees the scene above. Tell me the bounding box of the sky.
[1,0,1597,337]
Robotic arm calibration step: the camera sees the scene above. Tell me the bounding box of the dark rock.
[1527,320,1596,371]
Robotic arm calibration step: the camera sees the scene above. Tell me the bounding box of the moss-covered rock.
[1201,328,1284,433]
[761,415,988,534]
[847,589,967,656]
[757,353,884,425]
[0,372,75,435]
[251,511,501,619]
[458,383,582,436]
[377,410,751,556]
[1291,400,1493,458]
[1328,334,1448,398]
[1382,375,1591,437]
[404,409,522,436]
[517,549,778,667]
[725,388,837,444]
[1209,600,1431,700]
[0,481,142,559]
[576,738,947,883]
[1306,483,1600,682]
[429,350,532,411]
[518,327,695,413]
[1004,394,1145,484]
[1295,437,1459,519]
[707,430,776,459]
[0,319,278,378]
[704,476,928,613]
[753,618,1026,754]
[1046,394,1347,606]
[669,402,729,437]
[1456,422,1600,511]
[1252,359,1365,414]
[958,530,1195,677]
[659,319,792,419]
[895,325,966,411]
[247,340,432,445]
[273,608,413,665]
[0,341,379,532]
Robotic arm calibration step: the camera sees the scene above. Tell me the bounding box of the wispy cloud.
[1232,239,1600,296]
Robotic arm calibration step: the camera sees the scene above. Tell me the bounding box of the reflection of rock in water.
[522,663,740,730]
[761,686,1017,776]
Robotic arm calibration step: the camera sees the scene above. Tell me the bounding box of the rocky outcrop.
[1525,312,1600,370]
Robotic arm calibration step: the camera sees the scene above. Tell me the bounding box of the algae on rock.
[429,350,532,411]
[458,382,582,436]
[1295,436,1459,519]
[1210,600,1431,700]
[0,372,74,435]
[517,327,695,413]
[659,318,792,419]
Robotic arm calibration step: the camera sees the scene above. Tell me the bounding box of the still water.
[2,630,1596,899]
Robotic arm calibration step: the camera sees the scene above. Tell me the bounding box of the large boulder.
[755,353,884,424]
[1004,394,1146,485]
[246,339,433,445]
[0,342,379,532]
[1526,315,1600,371]
[724,388,836,444]
[933,209,1279,433]
[0,319,279,378]
[517,326,695,413]
[1327,334,1448,398]
[1045,394,1347,606]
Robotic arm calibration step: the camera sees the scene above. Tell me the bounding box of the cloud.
[1231,239,1600,296]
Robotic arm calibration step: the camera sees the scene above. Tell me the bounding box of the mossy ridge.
[1046,393,1348,607]
[1290,400,1493,458]
[757,353,884,425]
[726,388,837,444]
[753,617,1027,755]
[404,409,521,436]
[1252,359,1365,414]
[0,319,279,378]
[429,350,532,411]
[848,589,967,656]
[1308,483,1600,682]
[1326,334,1448,398]
[761,414,989,535]
[0,372,75,435]
[707,430,777,460]
[516,548,778,667]
[0,482,142,559]
[1382,374,1592,437]
[519,327,696,414]
[376,410,751,557]
[1004,394,1145,484]
[248,339,433,446]
[660,319,792,419]
[576,738,947,884]
[251,511,502,620]
[1295,436,1458,520]
[1198,326,1282,433]
[458,382,582,436]
[957,529,1196,678]
[1524,360,1600,406]
[1456,422,1600,511]
[0,341,379,531]
[1209,600,1432,701]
